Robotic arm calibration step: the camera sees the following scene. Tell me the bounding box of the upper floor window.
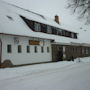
[20,15,78,39]
[20,16,35,30]
[62,30,65,36]
[41,24,47,33]
[34,22,41,32]
[47,26,52,34]
[65,31,72,37]
[52,27,57,35]
[74,33,77,39]
[71,33,74,38]
[28,20,35,30]
[57,29,62,35]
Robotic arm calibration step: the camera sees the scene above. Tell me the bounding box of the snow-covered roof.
[0,0,89,45]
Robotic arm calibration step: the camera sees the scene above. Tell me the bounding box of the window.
[18,45,22,53]
[58,29,62,36]
[84,48,86,54]
[82,47,85,54]
[52,27,57,35]
[27,46,30,53]
[86,48,89,54]
[28,20,35,30]
[74,33,77,39]
[35,46,37,53]
[47,47,50,53]
[41,24,47,33]
[41,46,44,53]
[88,48,90,54]
[65,31,71,37]
[62,30,65,36]
[34,22,41,32]
[20,16,35,31]
[7,45,12,53]
[47,26,52,34]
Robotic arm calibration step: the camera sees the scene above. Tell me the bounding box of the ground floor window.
[47,47,50,53]
[18,45,22,53]
[35,46,37,53]
[41,46,44,53]
[7,44,12,53]
[27,46,30,53]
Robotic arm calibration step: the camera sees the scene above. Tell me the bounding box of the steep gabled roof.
[0,0,84,44]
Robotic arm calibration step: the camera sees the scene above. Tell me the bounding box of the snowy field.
[0,57,90,90]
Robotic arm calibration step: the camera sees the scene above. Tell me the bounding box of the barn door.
[0,40,2,66]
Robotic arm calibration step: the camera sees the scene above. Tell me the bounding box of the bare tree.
[67,0,90,24]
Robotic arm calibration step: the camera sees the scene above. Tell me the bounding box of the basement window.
[7,44,12,53]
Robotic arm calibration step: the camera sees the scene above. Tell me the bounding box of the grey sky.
[3,0,90,30]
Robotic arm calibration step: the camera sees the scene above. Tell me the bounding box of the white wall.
[0,35,52,65]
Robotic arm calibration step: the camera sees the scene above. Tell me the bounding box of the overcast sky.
[3,0,90,30]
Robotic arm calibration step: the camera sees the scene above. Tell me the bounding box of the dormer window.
[47,26,52,34]
[62,30,65,36]
[74,33,77,39]
[34,22,41,32]
[71,33,77,39]
[41,24,47,33]
[52,27,57,35]
[20,15,78,39]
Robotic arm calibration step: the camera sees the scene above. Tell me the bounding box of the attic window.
[7,16,13,21]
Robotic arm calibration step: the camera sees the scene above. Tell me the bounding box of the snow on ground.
[0,57,90,90]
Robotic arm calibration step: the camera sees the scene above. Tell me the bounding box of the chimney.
[54,15,60,24]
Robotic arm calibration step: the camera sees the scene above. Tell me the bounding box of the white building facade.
[0,34,52,66]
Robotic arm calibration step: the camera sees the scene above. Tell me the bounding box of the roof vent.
[7,16,13,21]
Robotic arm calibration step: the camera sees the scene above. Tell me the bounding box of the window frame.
[47,47,50,53]
[27,45,30,53]
[34,46,38,53]
[41,46,44,53]
[7,44,12,53]
[18,45,22,53]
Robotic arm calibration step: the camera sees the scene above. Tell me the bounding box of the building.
[0,0,90,68]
